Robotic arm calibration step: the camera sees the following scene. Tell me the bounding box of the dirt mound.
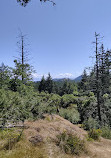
[0,114,111,158]
[24,114,87,141]
[23,114,111,158]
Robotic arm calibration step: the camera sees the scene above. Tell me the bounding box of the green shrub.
[59,108,80,124]
[61,94,77,108]
[83,117,99,130]
[56,131,86,155]
[0,128,23,150]
[101,126,111,139]
[88,129,102,140]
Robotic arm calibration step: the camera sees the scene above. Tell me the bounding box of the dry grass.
[88,137,111,158]
[0,135,47,158]
[0,114,111,158]
[24,114,87,141]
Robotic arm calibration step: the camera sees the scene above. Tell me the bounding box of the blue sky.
[1,0,111,80]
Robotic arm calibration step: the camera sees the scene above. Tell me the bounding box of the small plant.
[88,129,102,140]
[101,126,111,139]
[86,136,94,142]
[56,131,86,155]
[45,116,51,121]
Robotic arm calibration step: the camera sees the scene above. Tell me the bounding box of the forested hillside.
[0,33,111,157]
[1,0,111,157]
[1,33,111,128]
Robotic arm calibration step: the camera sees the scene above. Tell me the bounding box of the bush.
[0,128,23,150]
[101,126,111,139]
[61,94,77,108]
[83,117,99,130]
[88,129,102,140]
[59,108,80,124]
[56,131,86,155]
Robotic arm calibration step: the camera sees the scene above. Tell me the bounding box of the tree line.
[78,33,111,126]
[0,33,111,129]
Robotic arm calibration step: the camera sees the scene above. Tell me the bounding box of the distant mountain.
[53,78,69,82]
[74,75,82,82]
[53,76,82,82]
[34,76,82,83]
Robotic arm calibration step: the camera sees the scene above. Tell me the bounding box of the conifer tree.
[45,73,53,93]
[38,75,46,92]
[0,63,12,89]
[79,69,89,92]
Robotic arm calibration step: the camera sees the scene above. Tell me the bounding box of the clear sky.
[1,0,111,80]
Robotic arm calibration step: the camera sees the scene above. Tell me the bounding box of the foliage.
[38,73,57,94]
[38,76,46,92]
[60,79,74,96]
[77,95,97,123]
[88,129,102,141]
[101,126,111,139]
[83,117,99,130]
[0,128,23,150]
[11,60,33,85]
[0,88,30,126]
[1,34,111,128]
[61,94,77,108]
[17,0,56,7]
[45,73,53,93]
[38,77,77,96]
[59,108,80,124]
[56,131,86,155]
[79,69,89,92]
[101,97,111,127]
[0,63,12,89]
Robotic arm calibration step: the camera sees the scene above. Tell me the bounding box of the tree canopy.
[17,0,56,7]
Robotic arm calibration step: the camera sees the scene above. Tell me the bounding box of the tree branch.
[17,0,56,7]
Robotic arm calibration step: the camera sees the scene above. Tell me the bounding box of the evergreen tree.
[38,75,46,92]
[81,34,111,125]
[52,82,59,94]
[45,73,53,93]
[0,63,12,89]
[60,79,73,96]
[79,69,89,92]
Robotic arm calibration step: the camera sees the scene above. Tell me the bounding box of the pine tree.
[79,69,89,92]
[60,79,73,96]
[38,76,46,92]
[45,73,53,93]
[0,63,12,89]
